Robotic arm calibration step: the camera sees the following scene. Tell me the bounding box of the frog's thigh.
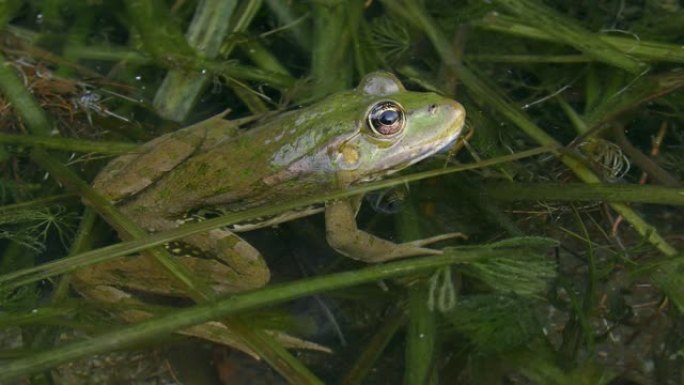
[72,255,196,297]
[73,247,268,296]
[182,229,270,289]
[325,199,443,263]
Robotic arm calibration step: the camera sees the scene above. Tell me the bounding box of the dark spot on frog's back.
[196,161,209,176]
[138,166,158,178]
[157,187,173,201]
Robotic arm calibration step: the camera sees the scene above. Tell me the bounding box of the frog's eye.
[368,101,405,138]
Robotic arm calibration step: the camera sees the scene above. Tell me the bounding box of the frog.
[74,71,465,313]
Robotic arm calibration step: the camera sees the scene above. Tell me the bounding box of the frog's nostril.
[428,104,438,114]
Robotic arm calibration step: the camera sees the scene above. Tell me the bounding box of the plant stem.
[0,132,137,154]
[484,182,684,205]
[492,0,646,73]
[0,52,51,136]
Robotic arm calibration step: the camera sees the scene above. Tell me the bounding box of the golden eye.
[367,101,405,137]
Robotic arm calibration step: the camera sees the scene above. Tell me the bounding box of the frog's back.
[93,113,239,202]
[120,94,361,217]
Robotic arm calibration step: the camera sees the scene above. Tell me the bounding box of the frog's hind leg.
[72,236,268,298]
[71,280,329,356]
[74,212,270,297]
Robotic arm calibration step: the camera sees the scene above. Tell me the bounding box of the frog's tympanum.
[74,72,465,349]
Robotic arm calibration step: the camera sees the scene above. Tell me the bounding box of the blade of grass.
[152,0,266,121]
[128,0,217,121]
[50,208,98,302]
[0,146,552,290]
[583,70,684,131]
[121,0,293,91]
[474,14,684,64]
[0,132,137,154]
[240,39,292,77]
[491,0,646,74]
[68,43,294,87]
[399,195,438,385]
[466,53,590,63]
[311,1,353,97]
[0,0,20,26]
[3,26,290,88]
[0,305,78,329]
[405,283,437,385]
[483,182,684,205]
[125,0,194,60]
[264,0,311,51]
[0,52,51,136]
[342,304,407,385]
[0,194,74,215]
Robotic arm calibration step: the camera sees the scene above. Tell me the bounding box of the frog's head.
[334,72,466,183]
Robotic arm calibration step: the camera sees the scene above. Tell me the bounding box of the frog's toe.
[407,232,468,247]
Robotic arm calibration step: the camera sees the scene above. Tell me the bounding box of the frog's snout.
[441,99,466,140]
[445,100,466,129]
[434,100,466,153]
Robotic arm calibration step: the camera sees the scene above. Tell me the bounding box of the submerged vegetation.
[0,0,683,384]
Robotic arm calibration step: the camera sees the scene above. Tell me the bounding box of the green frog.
[75,71,466,301]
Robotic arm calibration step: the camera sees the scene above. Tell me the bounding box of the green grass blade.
[483,182,684,205]
[492,0,646,74]
[0,52,52,136]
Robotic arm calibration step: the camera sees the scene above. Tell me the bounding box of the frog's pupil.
[368,101,405,137]
[380,110,398,125]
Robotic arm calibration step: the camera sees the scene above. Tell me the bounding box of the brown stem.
[611,124,680,187]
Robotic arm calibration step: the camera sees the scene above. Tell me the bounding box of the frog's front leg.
[325,198,465,263]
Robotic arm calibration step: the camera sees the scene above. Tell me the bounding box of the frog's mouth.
[357,126,464,183]
[348,99,465,183]
[375,119,465,177]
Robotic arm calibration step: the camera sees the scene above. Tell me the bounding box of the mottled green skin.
[95,73,465,231]
[87,72,466,295]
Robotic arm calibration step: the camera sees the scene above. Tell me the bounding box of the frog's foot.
[405,232,468,248]
[376,232,468,260]
[72,280,329,356]
[326,199,466,263]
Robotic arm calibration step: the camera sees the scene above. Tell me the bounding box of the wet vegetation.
[1,0,683,384]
